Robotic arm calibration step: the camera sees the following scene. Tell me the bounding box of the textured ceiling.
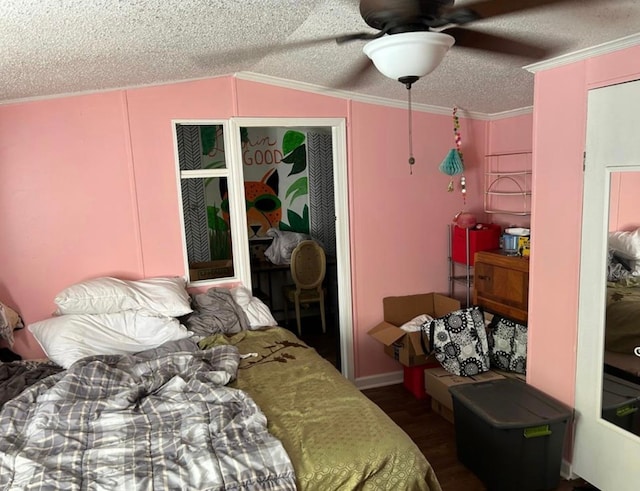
[2,0,640,114]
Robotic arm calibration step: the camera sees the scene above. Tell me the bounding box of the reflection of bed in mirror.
[604,235,640,383]
[604,280,640,381]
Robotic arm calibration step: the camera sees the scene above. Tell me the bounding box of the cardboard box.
[368,293,461,367]
[494,369,527,382]
[424,367,506,422]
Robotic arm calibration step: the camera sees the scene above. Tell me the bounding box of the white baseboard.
[355,370,403,390]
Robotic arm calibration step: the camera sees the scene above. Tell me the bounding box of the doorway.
[228,118,354,380]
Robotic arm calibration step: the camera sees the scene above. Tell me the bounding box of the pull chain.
[399,76,419,174]
[407,85,415,174]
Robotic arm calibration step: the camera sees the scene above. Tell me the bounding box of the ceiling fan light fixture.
[363,31,455,81]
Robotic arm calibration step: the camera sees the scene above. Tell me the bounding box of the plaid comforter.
[0,340,296,490]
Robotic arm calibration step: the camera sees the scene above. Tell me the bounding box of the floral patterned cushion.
[0,302,24,347]
[487,315,527,374]
[428,306,490,376]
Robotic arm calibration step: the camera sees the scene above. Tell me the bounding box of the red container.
[403,365,428,400]
[452,224,501,266]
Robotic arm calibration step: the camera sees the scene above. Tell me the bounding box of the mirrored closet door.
[573,79,640,490]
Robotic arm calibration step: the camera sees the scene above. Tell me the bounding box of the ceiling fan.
[334,0,578,88]
[325,0,578,172]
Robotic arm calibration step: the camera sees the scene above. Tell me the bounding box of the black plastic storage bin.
[602,373,640,433]
[449,378,572,491]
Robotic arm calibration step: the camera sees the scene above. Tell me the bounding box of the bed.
[0,278,441,491]
[604,277,640,382]
[604,242,640,383]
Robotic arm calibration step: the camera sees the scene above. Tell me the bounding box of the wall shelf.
[484,153,532,217]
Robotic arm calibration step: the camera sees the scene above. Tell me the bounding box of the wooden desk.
[250,258,337,318]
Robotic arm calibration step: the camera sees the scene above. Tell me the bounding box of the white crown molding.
[486,106,533,120]
[524,33,640,73]
[235,71,494,120]
[0,74,231,107]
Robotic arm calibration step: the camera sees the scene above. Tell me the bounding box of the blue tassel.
[439,148,464,176]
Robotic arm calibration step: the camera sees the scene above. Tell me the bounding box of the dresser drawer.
[473,251,529,323]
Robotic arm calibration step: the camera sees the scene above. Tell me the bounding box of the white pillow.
[399,313,434,332]
[28,311,192,368]
[609,228,640,260]
[54,276,192,317]
[229,286,277,329]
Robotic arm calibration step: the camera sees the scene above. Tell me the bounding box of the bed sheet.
[200,327,442,491]
[605,280,640,354]
[0,340,296,490]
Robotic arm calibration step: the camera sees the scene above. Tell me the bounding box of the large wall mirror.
[602,170,640,436]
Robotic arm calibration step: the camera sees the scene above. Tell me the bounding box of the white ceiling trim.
[235,71,498,120]
[525,33,640,74]
[0,73,231,107]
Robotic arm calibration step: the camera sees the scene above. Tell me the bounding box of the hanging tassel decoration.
[439,106,465,192]
[440,148,464,191]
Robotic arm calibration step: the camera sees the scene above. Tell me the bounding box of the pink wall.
[0,92,143,357]
[348,102,487,376]
[528,45,640,406]
[485,114,533,229]
[0,76,487,378]
[609,172,640,231]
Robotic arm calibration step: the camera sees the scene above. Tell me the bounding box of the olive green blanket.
[199,327,441,491]
[606,281,640,354]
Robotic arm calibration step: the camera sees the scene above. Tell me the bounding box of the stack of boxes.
[367,293,460,399]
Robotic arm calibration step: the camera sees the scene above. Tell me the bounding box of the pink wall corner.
[528,61,588,406]
[125,77,237,278]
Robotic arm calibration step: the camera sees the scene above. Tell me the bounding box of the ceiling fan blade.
[195,34,352,66]
[442,27,555,60]
[336,32,381,44]
[332,57,375,89]
[437,0,591,26]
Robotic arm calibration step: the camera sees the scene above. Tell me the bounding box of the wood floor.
[291,316,598,490]
[361,383,598,491]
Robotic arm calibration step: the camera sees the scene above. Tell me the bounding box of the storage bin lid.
[449,379,572,429]
[602,373,640,409]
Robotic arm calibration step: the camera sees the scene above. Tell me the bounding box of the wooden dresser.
[473,250,530,323]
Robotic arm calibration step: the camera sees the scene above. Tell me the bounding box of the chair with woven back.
[282,240,327,337]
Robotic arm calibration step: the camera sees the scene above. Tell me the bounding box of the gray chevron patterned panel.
[177,124,211,262]
[307,132,336,257]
